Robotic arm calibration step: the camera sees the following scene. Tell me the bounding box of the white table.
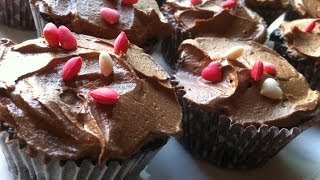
[1,23,320,180]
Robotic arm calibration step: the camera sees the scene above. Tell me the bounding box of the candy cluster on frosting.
[200,45,282,99]
[43,23,132,105]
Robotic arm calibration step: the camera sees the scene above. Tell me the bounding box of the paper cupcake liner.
[246,8,285,26]
[0,0,34,29]
[0,130,165,180]
[176,94,319,169]
[271,29,320,91]
[284,10,301,21]
[30,3,47,37]
[161,10,193,69]
[30,4,158,54]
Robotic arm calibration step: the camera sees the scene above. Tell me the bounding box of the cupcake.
[0,33,182,179]
[0,0,34,29]
[271,19,320,90]
[161,0,267,68]
[244,0,290,25]
[173,36,320,168]
[29,0,171,53]
[287,0,320,20]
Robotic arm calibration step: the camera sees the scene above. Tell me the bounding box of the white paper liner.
[0,0,34,29]
[0,131,162,180]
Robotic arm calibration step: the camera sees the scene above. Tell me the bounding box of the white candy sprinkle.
[99,51,113,77]
[260,78,283,99]
[222,46,244,60]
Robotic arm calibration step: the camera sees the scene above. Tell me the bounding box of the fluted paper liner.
[245,9,285,26]
[272,29,320,91]
[0,131,164,180]
[174,90,320,169]
[0,0,34,29]
[161,10,193,69]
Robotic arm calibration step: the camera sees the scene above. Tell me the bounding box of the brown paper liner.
[161,9,194,69]
[0,131,166,180]
[173,86,320,169]
[0,0,34,29]
[245,8,285,26]
[271,29,320,91]
[156,0,166,7]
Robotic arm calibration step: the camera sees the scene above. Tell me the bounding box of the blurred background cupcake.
[0,31,182,179]
[243,0,291,26]
[286,0,320,20]
[0,0,34,29]
[271,18,320,90]
[29,0,171,53]
[173,36,320,168]
[161,0,267,69]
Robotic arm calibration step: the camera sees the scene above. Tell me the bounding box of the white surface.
[1,22,320,180]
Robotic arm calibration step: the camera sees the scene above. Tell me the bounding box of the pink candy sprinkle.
[62,56,82,81]
[305,20,316,33]
[201,61,222,83]
[221,0,237,9]
[263,62,277,76]
[190,0,202,6]
[58,26,77,50]
[90,88,120,105]
[251,61,263,81]
[100,7,120,25]
[122,0,138,5]
[43,23,59,48]
[114,31,129,54]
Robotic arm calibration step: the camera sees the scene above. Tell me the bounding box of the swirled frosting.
[291,0,320,18]
[279,18,320,59]
[162,0,267,43]
[0,35,182,164]
[245,0,290,9]
[30,0,171,49]
[175,37,319,127]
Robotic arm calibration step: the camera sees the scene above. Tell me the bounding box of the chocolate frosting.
[279,19,320,59]
[0,35,182,164]
[30,0,171,48]
[292,0,320,18]
[163,0,267,43]
[175,37,319,127]
[245,0,290,9]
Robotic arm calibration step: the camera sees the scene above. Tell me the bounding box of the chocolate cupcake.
[0,0,34,29]
[173,37,320,168]
[29,0,171,53]
[271,19,320,90]
[244,0,290,25]
[287,0,320,20]
[161,0,267,68]
[0,34,182,179]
